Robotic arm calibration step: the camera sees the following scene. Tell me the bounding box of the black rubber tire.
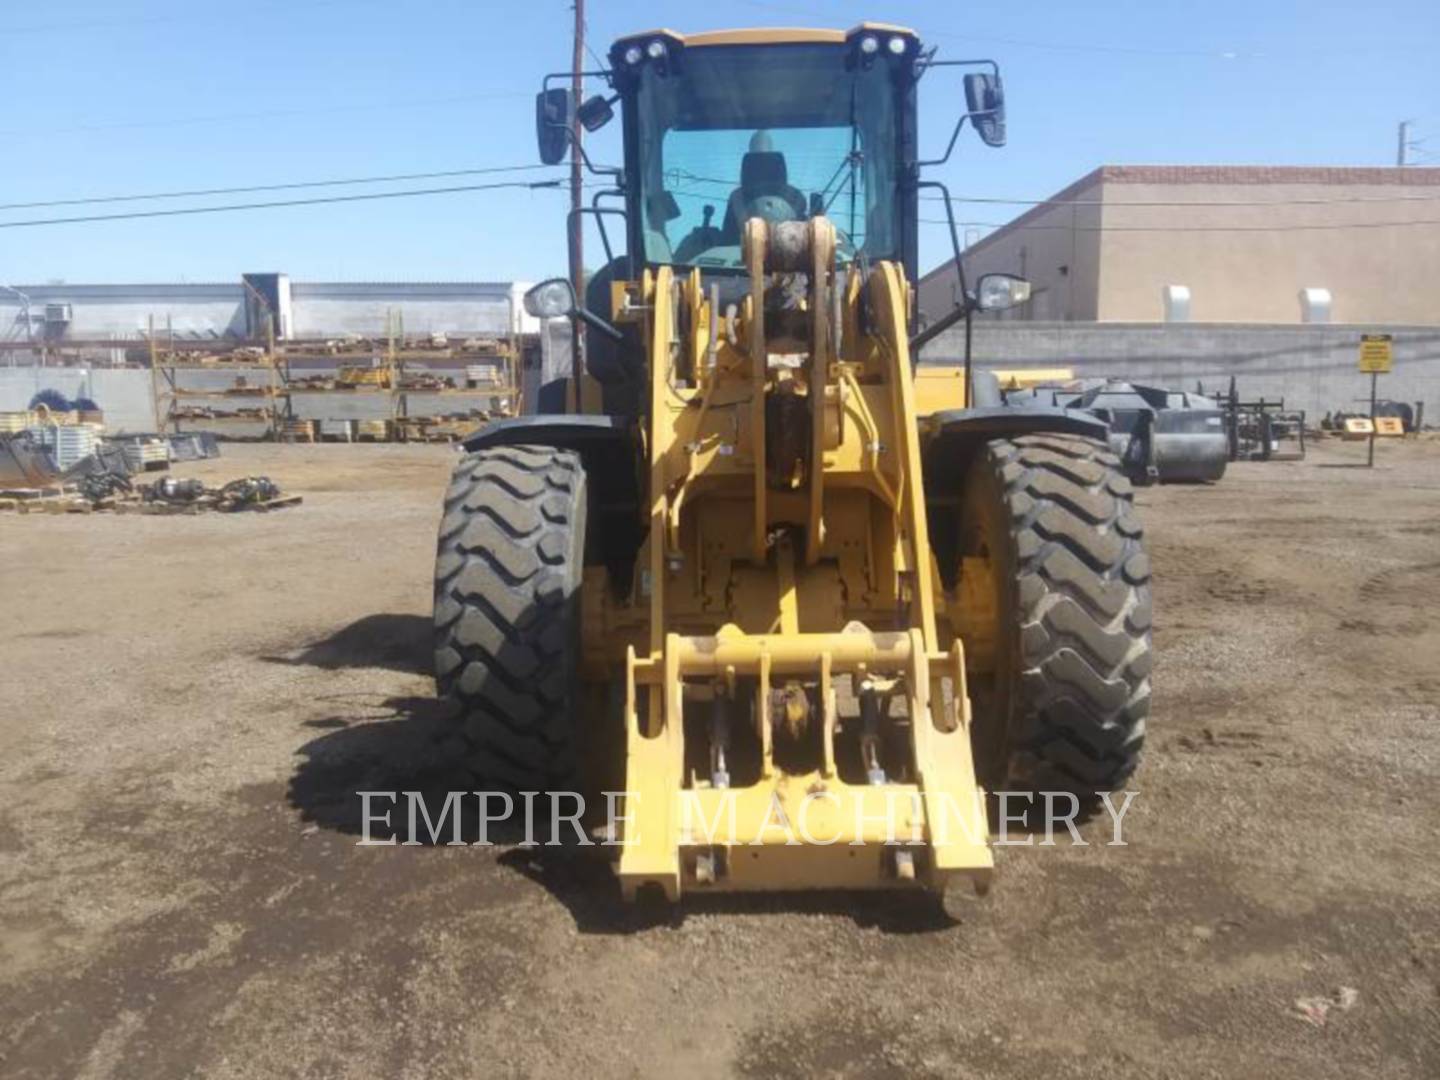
[433,445,586,791]
[958,434,1151,797]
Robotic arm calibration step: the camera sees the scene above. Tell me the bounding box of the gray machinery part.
[1001,378,1228,484]
[168,432,222,462]
[64,443,134,481]
[0,433,62,488]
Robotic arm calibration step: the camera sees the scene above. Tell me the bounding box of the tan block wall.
[1094,176,1440,324]
[917,187,1102,323]
[918,168,1440,326]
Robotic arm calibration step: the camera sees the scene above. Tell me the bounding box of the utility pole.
[1397,120,1421,166]
[569,0,586,408]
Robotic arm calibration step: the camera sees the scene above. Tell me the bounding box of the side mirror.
[975,273,1031,311]
[964,73,1006,148]
[523,277,578,319]
[535,89,572,165]
[576,94,615,133]
[523,277,625,343]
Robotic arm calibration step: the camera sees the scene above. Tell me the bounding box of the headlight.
[975,274,1032,312]
[623,44,643,65]
[887,36,907,55]
[646,39,667,60]
[859,35,879,55]
[523,278,576,319]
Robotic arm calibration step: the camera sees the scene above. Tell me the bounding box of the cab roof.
[618,24,916,48]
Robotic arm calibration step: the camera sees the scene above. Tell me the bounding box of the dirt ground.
[1,436,1437,1079]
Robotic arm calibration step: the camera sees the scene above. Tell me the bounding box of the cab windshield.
[633,43,900,270]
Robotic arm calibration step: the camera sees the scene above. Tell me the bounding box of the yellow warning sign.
[1358,334,1393,373]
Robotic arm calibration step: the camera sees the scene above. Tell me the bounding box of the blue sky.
[1,0,1435,284]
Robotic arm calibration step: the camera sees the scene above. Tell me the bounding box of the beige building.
[918,165,1440,325]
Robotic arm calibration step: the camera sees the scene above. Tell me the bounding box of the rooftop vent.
[1163,285,1191,323]
[1299,288,1331,324]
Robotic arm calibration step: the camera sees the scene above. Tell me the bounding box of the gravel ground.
[1,437,1438,1079]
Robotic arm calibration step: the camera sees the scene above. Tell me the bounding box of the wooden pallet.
[235,494,303,512]
[114,500,204,516]
[111,493,303,515]
[0,484,69,501]
[3,496,107,514]
[277,421,319,443]
[0,485,82,513]
[396,417,476,443]
[2,489,303,516]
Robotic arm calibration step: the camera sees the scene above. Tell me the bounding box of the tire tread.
[433,445,585,790]
[984,434,1152,793]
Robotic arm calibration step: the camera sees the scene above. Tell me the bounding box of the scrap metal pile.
[1321,400,1421,439]
[1,469,299,515]
[136,474,296,513]
[1208,377,1306,461]
[1,427,296,515]
[0,428,216,489]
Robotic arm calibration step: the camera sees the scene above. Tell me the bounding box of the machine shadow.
[286,694,956,934]
[263,612,431,674]
[498,847,957,935]
[287,694,468,836]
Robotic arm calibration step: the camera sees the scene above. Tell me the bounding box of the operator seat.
[720,132,807,242]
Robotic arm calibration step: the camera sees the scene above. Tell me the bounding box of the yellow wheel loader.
[433,25,1151,903]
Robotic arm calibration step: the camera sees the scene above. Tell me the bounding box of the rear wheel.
[433,445,586,791]
[958,434,1151,797]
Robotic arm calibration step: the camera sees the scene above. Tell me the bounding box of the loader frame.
[457,24,1104,901]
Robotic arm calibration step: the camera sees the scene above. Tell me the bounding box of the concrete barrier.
[924,322,1440,422]
[6,322,1435,437]
[0,368,157,433]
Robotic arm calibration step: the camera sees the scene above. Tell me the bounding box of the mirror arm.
[909,178,971,365]
[567,132,624,182]
[576,305,623,343]
[524,278,624,344]
[914,58,999,168]
[917,114,969,170]
[909,300,968,355]
[540,70,624,182]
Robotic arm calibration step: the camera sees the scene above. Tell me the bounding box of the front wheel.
[957,434,1152,798]
[432,445,587,791]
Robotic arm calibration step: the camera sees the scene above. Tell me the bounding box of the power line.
[5,170,1435,234]
[666,167,1440,209]
[0,164,565,212]
[13,0,382,35]
[919,217,1440,233]
[582,17,609,70]
[733,0,1312,60]
[0,180,564,230]
[655,180,1440,232]
[657,184,1440,232]
[0,89,531,138]
[933,189,1440,208]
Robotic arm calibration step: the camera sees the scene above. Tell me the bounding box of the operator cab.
[612,27,917,276]
[528,24,1016,412]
